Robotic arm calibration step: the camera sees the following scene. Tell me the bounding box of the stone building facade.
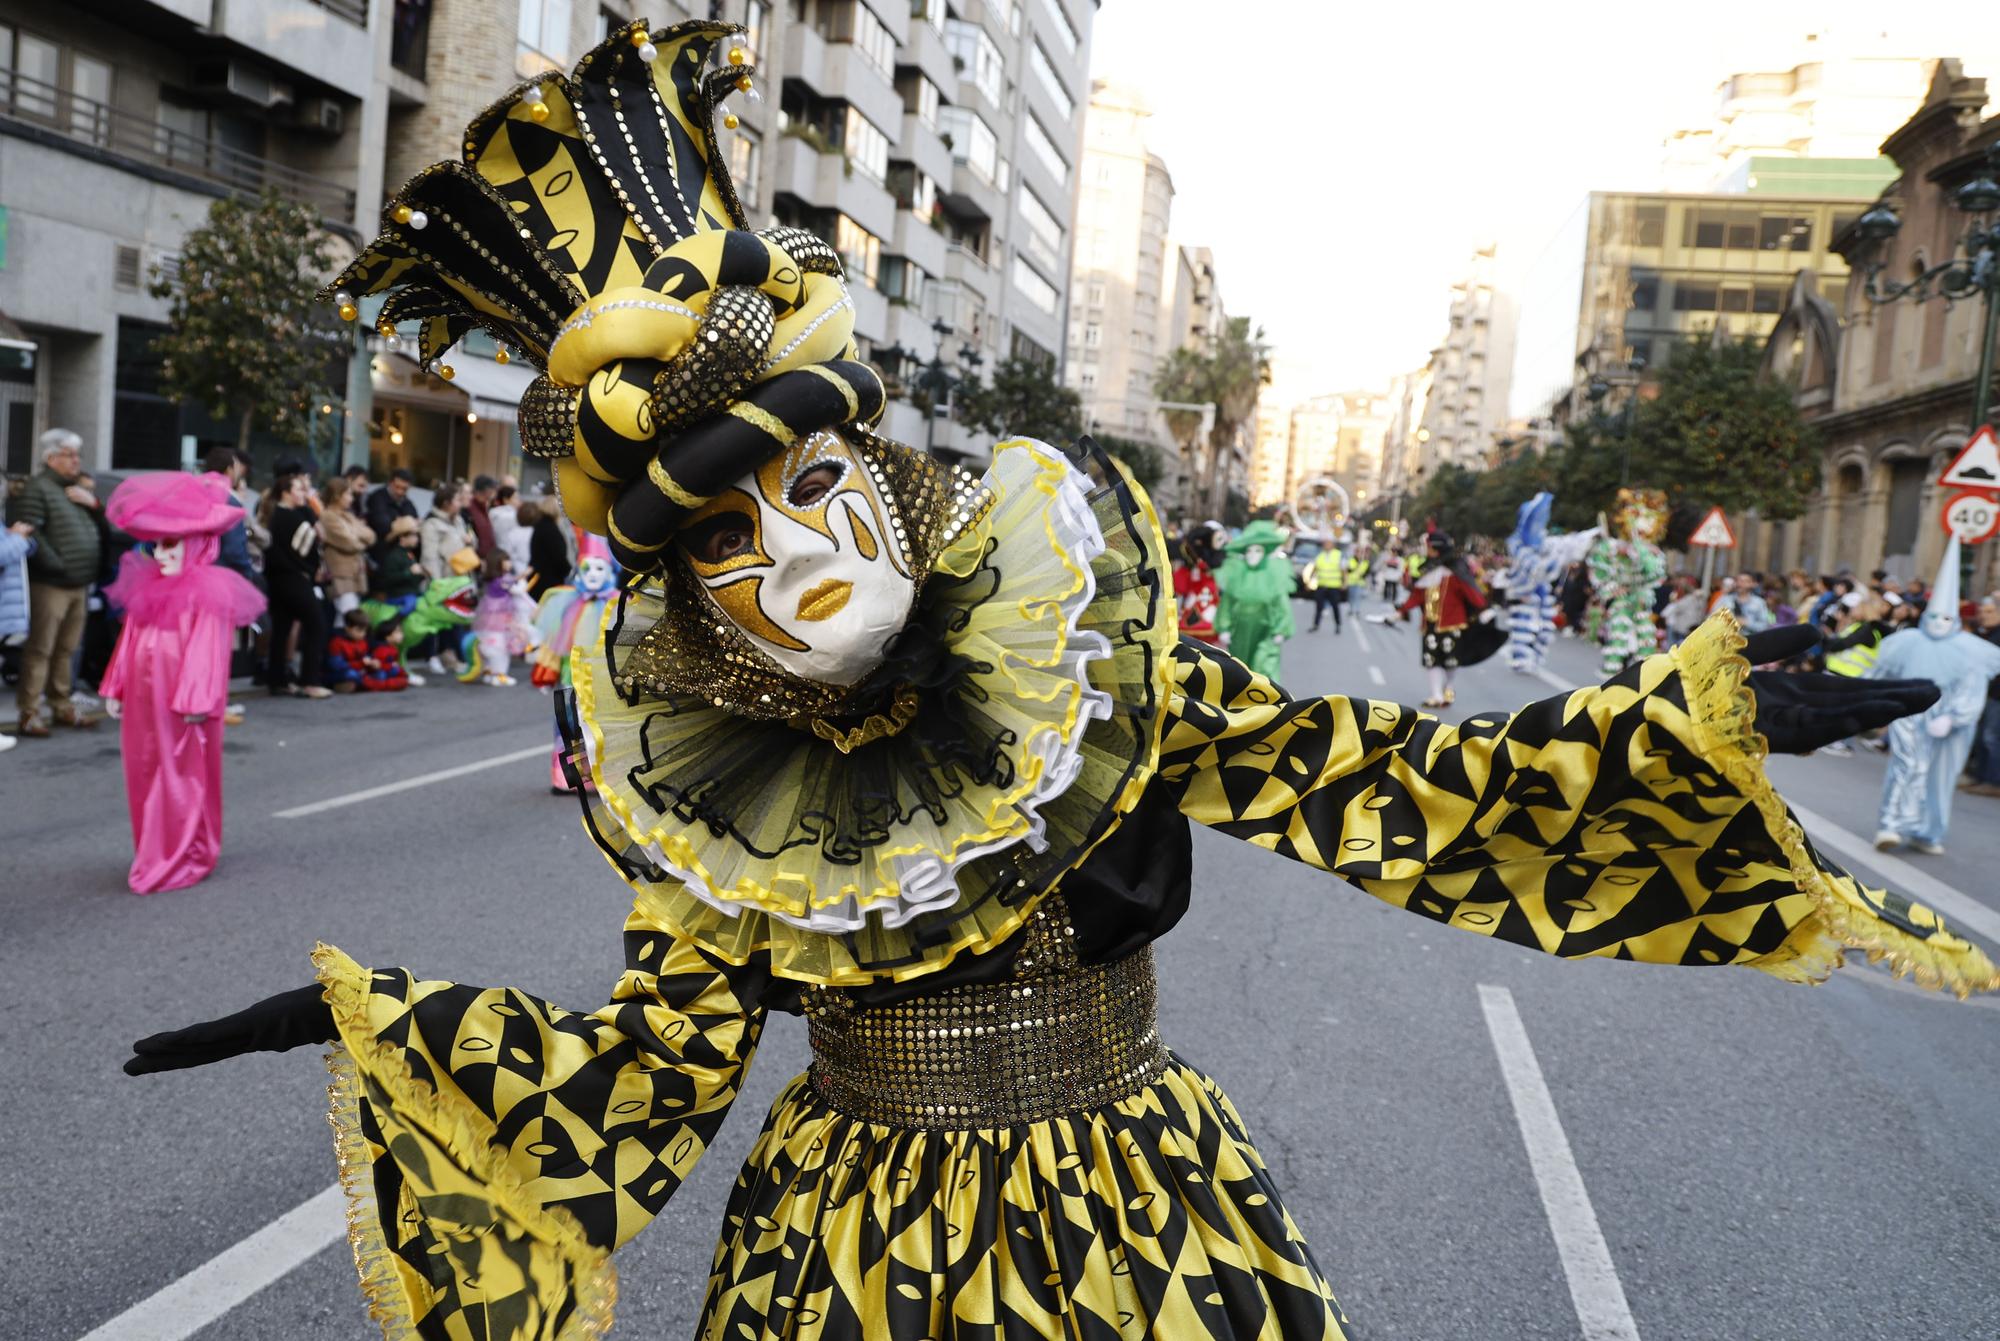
[1747,61,2000,593]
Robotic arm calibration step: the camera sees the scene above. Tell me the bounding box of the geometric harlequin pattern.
[699,1058,1348,1340]
[320,922,765,1340]
[1161,635,1823,968]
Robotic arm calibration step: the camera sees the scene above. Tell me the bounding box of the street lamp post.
[1851,146,2000,427]
[1586,356,1647,486]
[877,318,982,461]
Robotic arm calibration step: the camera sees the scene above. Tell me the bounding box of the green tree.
[956,355,1084,446]
[1548,336,1819,535]
[1093,431,1166,492]
[149,190,344,454]
[1153,316,1271,518]
[1406,462,1480,538]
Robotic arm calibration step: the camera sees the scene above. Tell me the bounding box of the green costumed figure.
[1217,518,1295,680]
[1586,487,1669,675]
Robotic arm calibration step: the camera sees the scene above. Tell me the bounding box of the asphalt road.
[4,590,1998,1341]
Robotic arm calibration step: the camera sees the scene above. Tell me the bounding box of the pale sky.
[1087,1,2000,404]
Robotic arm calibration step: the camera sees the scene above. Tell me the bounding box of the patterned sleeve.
[1160,615,1999,997]
[313,909,768,1341]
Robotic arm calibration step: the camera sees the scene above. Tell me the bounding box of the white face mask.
[155,539,186,577]
[679,430,916,685]
[1244,544,1267,568]
[575,555,617,596]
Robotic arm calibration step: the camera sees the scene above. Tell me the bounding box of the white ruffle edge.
[623,438,1113,935]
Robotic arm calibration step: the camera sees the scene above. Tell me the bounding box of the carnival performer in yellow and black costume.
[127,21,1997,1341]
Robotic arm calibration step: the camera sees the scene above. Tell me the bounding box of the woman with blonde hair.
[316,476,375,615]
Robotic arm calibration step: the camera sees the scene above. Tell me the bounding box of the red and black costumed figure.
[1398,530,1501,706]
[1173,520,1223,644]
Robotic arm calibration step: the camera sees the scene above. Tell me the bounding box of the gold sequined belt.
[804,947,1168,1129]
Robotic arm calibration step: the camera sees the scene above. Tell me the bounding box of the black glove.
[124,985,336,1076]
[1742,626,1939,755]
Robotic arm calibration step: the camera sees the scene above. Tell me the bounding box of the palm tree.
[1153,317,1271,518]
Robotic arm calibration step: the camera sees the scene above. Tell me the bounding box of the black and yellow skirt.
[700,1057,1348,1340]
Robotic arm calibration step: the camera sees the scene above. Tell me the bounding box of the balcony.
[902,18,960,92]
[781,23,904,142]
[900,112,955,186]
[945,242,1000,303]
[0,73,356,220]
[941,160,1002,224]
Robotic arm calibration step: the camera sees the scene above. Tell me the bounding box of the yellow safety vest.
[1312,551,1346,588]
[1345,555,1369,586]
[1824,622,1880,678]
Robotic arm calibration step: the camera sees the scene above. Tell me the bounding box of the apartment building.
[1415,244,1515,472]
[1064,80,1171,446]
[0,0,389,475]
[754,0,1091,462]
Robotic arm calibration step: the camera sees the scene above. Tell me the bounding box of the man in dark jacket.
[464,474,499,556]
[364,468,419,561]
[8,428,102,735]
[201,446,260,584]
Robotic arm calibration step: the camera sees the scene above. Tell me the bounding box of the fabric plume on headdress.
[325,18,891,574]
[103,473,265,630]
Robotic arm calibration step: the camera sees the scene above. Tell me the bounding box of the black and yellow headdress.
[326,19,896,572]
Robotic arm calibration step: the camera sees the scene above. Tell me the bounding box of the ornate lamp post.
[876,317,983,460]
[1851,146,2000,426]
[1585,355,1647,486]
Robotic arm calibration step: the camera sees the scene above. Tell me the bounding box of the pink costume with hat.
[100,474,266,893]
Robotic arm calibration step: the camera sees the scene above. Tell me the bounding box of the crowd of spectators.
[1,428,579,747]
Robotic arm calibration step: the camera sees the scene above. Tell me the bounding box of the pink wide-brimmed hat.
[107,471,244,541]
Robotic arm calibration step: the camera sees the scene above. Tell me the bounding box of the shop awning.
[445,355,536,425]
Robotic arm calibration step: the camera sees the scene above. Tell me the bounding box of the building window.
[822,1,895,79]
[1630,203,1665,247]
[728,128,761,202]
[836,214,882,286]
[1078,367,1096,393]
[112,320,180,472]
[1671,282,1718,312]
[1758,214,1812,251]
[1087,281,1105,307]
[1035,0,1078,56]
[1753,284,1785,314]
[1719,285,1751,313]
[1023,113,1067,182]
[839,105,889,184]
[1012,255,1058,315]
[945,19,1004,106]
[895,69,941,128]
[1018,186,1064,271]
[939,105,998,184]
[1629,276,1658,311]
[888,162,936,221]
[516,0,573,73]
[1028,41,1073,120]
[1012,329,1054,366]
[1082,321,1100,347]
[879,254,926,304]
[911,0,945,31]
[745,0,772,59]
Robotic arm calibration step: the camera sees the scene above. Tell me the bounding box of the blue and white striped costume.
[1502,493,1562,672]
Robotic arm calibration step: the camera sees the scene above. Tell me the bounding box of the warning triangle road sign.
[1689,506,1735,547]
[1939,425,2000,491]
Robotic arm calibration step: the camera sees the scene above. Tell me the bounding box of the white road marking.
[1787,803,2000,949]
[274,742,549,818]
[76,1184,344,1341]
[1352,620,1373,655]
[1532,666,1579,693]
[1478,984,1642,1341]
[1367,664,1386,687]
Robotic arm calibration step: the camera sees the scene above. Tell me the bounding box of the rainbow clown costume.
[125,21,1998,1341]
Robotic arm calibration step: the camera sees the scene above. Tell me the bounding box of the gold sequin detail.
[800,897,1168,1129]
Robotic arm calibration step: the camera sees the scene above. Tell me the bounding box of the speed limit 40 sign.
[1942,490,2000,544]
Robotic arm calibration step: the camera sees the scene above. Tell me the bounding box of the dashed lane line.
[1478,984,1643,1341]
[1367,664,1386,687]
[273,741,549,818]
[1352,619,1373,656]
[75,1184,344,1341]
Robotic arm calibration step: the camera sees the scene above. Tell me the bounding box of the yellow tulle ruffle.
[1674,615,2000,998]
[572,438,1178,985]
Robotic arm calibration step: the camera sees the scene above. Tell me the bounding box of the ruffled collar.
[564,437,1178,984]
